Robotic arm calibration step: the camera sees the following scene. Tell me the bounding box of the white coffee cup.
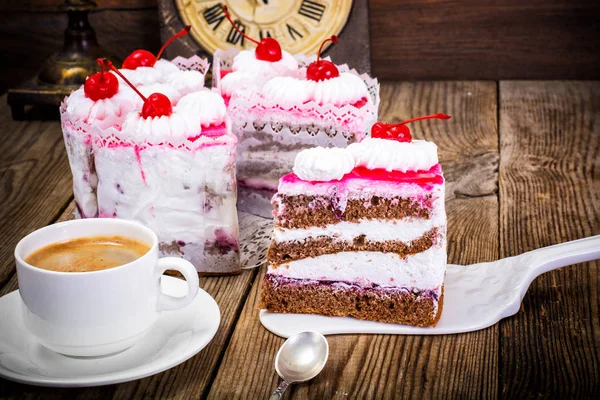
[14,218,199,357]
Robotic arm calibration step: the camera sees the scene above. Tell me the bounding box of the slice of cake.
[260,114,450,326]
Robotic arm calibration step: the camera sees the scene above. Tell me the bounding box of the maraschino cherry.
[222,5,282,62]
[122,25,191,70]
[84,59,119,101]
[371,114,452,142]
[101,58,172,118]
[306,35,339,82]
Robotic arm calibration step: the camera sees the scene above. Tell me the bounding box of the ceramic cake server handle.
[512,235,600,305]
[527,235,600,277]
[155,257,200,312]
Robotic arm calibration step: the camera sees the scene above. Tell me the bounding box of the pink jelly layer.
[282,164,444,188]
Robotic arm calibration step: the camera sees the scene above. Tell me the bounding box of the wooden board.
[498,81,600,398]
[0,95,73,288]
[370,0,600,80]
[206,81,501,399]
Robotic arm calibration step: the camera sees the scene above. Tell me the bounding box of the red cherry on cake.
[84,59,119,101]
[222,5,282,62]
[306,35,340,82]
[101,58,173,118]
[141,93,173,118]
[122,25,191,70]
[371,114,451,142]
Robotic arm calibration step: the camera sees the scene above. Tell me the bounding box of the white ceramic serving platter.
[0,276,220,387]
[261,236,600,338]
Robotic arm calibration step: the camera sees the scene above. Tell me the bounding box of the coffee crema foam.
[25,235,151,273]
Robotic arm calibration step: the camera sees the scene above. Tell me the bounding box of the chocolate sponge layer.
[268,228,441,264]
[274,194,433,229]
[259,275,444,327]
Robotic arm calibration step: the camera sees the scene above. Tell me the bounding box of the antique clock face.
[176,0,353,55]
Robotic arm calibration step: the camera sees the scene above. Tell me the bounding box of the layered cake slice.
[260,115,450,326]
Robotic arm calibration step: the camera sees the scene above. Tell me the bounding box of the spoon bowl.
[269,331,328,399]
[275,331,328,382]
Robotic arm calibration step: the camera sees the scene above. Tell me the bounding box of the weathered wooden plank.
[207,81,500,399]
[498,81,600,398]
[0,199,259,398]
[0,96,73,288]
[371,0,600,80]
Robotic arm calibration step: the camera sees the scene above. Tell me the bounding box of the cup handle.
[155,257,200,312]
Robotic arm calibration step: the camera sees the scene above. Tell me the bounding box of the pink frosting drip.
[282,164,444,188]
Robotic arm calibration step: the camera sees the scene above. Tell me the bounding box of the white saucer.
[0,276,220,387]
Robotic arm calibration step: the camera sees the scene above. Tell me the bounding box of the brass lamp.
[7,0,119,120]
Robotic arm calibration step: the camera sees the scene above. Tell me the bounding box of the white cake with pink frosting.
[260,115,450,326]
[60,57,207,218]
[93,89,240,275]
[214,36,378,217]
[61,55,240,275]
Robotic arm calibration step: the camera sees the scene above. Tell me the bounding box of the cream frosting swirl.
[153,59,181,75]
[166,70,205,96]
[261,76,314,107]
[220,71,264,97]
[122,90,226,137]
[259,73,370,107]
[293,147,355,181]
[118,66,164,86]
[65,85,139,129]
[139,83,182,105]
[231,49,298,78]
[347,138,439,172]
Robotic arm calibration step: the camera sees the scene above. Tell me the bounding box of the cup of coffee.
[14,218,199,357]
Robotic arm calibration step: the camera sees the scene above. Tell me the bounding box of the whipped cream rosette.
[92,89,240,275]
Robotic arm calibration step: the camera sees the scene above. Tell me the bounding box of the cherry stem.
[99,58,147,102]
[396,113,451,126]
[156,25,191,60]
[316,35,338,63]
[222,5,259,45]
[96,58,105,82]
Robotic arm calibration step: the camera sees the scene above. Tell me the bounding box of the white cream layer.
[273,219,445,244]
[268,247,446,289]
[347,138,439,173]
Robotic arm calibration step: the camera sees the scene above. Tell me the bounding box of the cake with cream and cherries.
[214,23,378,217]
[260,114,450,326]
[61,27,206,219]
[91,61,240,275]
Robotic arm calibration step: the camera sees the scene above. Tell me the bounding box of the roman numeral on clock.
[203,4,225,31]
[226,20,246,46]
[298,0,326,22]
[259,30,272,41]
[286,23,304,41]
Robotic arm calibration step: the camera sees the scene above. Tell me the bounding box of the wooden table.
[0,81,598,399]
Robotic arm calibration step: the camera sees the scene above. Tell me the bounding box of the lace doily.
[170,55,210,76]
[228,94,377,137]
[238,211,272,269]
[91,124,235,152]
